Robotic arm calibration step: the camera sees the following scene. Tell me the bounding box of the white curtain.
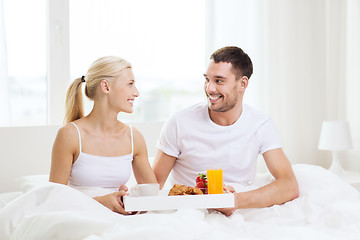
[344,0,360,170]
[0,0,9,126]
[207,0,360,171]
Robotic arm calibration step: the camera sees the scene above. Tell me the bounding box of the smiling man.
[153,46,299,216]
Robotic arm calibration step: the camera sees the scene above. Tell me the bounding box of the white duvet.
[1,164,360,240]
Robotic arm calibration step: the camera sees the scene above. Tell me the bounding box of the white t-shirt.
[157,102,282,187]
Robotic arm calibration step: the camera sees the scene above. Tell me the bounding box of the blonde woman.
[50,56,157,215]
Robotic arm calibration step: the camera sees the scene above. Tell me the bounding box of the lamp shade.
[318,121,353,151]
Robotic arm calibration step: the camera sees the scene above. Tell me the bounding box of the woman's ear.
[100,79,110,94]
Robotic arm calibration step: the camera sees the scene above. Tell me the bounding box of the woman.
[49,56,157,215]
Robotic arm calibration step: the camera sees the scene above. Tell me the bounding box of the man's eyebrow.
[203,74,225,79]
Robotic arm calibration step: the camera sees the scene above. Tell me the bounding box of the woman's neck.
[85,104,121,132]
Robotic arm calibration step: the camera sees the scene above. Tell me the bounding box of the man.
[153,46,299,216]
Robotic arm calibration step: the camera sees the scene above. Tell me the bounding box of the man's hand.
[93,190,131,215]
[215,206,236,217]
[213,185,237,217]
[224,185,235,193]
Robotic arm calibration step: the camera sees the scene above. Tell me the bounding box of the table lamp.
[318,121,353,176]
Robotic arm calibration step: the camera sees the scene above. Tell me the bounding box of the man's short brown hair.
[210,46,253,79]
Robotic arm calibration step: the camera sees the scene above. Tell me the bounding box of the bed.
[1,123,360,240]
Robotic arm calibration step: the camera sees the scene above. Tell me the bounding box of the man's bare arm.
[152,150,176,189]
[234,148,299,209]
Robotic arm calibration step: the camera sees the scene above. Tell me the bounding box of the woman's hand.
[119,184,128,192]
[93,190,131,215]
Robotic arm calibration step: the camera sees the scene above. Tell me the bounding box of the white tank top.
[68,122,134,190]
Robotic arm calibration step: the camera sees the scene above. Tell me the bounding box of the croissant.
[168,184,204,196]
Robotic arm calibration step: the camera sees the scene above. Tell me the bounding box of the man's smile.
[208,94,223,103]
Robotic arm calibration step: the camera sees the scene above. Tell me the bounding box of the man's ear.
[100,79,110,94]
[240,76,249,89]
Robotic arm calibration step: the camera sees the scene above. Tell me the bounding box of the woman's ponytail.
[64,77,84,124]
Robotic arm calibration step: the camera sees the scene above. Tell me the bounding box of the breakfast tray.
[123,192,234,211]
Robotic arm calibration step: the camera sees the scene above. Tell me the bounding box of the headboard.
[0,121,163,193]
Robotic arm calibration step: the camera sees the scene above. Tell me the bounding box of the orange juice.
[207,169,223,194]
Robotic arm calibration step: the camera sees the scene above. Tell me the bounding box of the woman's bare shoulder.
[52,122,80,158]
[56,122,79,140]
[128,125,145,141]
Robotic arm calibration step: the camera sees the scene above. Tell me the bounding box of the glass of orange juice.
[207,169,223,194]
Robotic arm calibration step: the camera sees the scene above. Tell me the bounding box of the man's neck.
[208,104,243,126]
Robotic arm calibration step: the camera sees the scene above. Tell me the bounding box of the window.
[1,0,206,126]
[2,0,47,126]
[69,0,206,122]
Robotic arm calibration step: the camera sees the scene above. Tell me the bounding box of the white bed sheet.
[0,164,359,240]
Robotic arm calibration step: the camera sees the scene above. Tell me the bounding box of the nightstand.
[343,171,360,192]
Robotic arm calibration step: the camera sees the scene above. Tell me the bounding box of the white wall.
[0,125,59,193]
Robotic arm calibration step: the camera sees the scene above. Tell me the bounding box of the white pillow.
[293,164,360,204]
[0,192,22,208]
[16,174,50,193]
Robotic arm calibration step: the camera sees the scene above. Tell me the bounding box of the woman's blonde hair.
[64,56,132,124]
